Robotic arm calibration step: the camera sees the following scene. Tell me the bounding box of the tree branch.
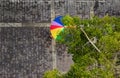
[80,27,101,53]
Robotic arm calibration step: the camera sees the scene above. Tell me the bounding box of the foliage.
[44,15,120,78]
[43,69,63,78]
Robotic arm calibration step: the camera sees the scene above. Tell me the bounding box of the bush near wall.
[44,15,120,78]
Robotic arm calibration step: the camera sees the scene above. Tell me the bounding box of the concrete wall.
[0,27,73,78]
[0,0,119,23]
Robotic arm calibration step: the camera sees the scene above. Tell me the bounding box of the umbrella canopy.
[50,16,64,40]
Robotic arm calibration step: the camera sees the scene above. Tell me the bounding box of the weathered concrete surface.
[0,23,50,27]
[0,0,119,22]
[0,27,73,78]
[0,27,52,78]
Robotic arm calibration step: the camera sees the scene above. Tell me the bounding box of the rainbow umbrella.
[50,16,64,40]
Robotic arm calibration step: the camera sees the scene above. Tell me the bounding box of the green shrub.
[44,15,120,78]
[43,69,63,78]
